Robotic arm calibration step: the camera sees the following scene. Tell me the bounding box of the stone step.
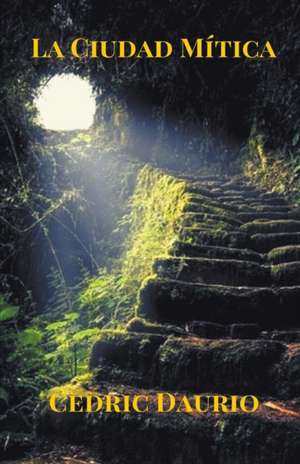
[216,193,278,203]
[184,193,239,213]
[181,229,251,249]
[241,220,300,235]
[184,201,229,216]
[216,195,248,202]
[225,203,292,214]
[212,188,262,199]
[186,321,261,339]
[89,331,299,398]
[155,257,300,287]
[221,181,257,191]
[254,205,293,212]
[252,232,300,253]
[182,212,242,228]
[255,197,288,206]
[172,241,264,263]
[153,257,270,286]
[36,380,300,464]
[182,215,238,231]
[238,212,292,222]
[225,201,289,210]
[139,278,300,327]
[267,245,300,264]
[271,262,300,285]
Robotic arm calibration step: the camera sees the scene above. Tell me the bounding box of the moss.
[241,220,300,235]
[125,317,185,336]
[81,166,189,323]
[271,262,300,285]
[155,338,285,394]
[181,229,250,248]
[267,245,300,264]
[172,241,264,263]
[90,330,167,378]
[184,211,242,227]
[153,256,270,286]
[138,277,300,327]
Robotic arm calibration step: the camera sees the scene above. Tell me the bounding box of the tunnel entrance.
[35,74,96,131]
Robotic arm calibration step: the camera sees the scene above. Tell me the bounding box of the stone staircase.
[139,176,300,331]
[38,175,300,464]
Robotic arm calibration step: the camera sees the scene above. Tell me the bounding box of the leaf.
[0,305,19,322]
[46,320,69,331]
[64,312,79,321]
[19,328,42,346]
[72,328,100,341]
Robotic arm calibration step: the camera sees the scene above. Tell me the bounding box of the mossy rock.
[182,212,241,228]
[90,330,167,384]
[252,232,300,253]
[138,277,300,327]
[241,220,300,235]
[171,242,264,263]
[238,211,291,222]
[154,338,285,394]
[153,257,270,286]
[125,317,186,337]
[267,245,300,264]
[180,229,250,249]
[271,262,300,285]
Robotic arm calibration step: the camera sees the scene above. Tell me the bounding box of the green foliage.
[81,165,188,323]
[243,135,300,204]
[0,296,19,321]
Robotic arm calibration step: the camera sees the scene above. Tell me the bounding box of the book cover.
[0,1,299,463]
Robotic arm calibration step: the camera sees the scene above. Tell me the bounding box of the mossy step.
[254,205,293,212]
[254,197,288,206]
[267,245,300,264]
[153,257,270,286]
[271,262,300,285]
[241,220,300,235]
[216,195,247,202]
[252,232,300,253]
[221,181,257,191]
[182,212,242,228]
[225,201,289,209]
[184,201,232,218]
[126,317,186,337]
[184,193,238,212]
[138,278,300,327]
[172,241,264,263]
[36,380,300,464]
[224,203,291,213]
[181,229,251,249]
[181,222,235,233]
[260,192,287,200]
[186,321,261,339]
[215,189,262,198]
[238,212,292,222]
[89,331,299,398]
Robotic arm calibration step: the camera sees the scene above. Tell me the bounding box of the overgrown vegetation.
[243,133,300,204]
[81,166,188,323]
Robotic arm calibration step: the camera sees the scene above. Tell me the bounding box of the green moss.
[126,316,185,336]
[81,166,188,323]
[267,245,300,264]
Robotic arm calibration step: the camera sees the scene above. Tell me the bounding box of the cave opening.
[35,74,97,131]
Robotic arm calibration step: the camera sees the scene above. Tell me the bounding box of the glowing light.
[35,74,96,131]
